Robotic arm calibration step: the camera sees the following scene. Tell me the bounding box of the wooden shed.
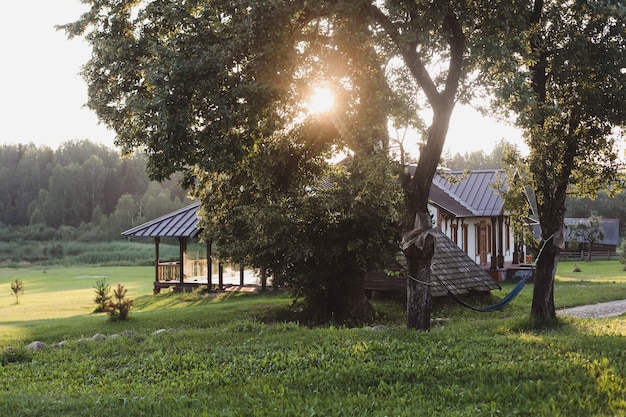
[364,228,501,298]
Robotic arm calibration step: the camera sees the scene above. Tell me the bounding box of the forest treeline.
[0,140,193,242]
[1,139,623,246]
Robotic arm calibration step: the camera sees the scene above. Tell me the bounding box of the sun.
[306,87,334,114]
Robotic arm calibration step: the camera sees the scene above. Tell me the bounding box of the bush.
[104,284,133,321]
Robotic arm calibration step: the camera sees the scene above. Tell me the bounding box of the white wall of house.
[429,205,516,266]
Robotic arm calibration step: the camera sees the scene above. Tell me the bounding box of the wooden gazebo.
[122,202,215,293]
[123,202,268,294]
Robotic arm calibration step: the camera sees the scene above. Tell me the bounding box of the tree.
[93,278,112,313]
[64,1,525,328]
[567,215,605,262]
[616,238,626,270]
[442,139,519,170]
[488,0,626,321]
[104,284,133,321]
[10,279,24,304]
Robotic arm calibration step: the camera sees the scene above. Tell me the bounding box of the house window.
[451,223,458,245]
[462,223,468,254]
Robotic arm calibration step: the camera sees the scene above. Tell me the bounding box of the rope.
[407,274,436,286]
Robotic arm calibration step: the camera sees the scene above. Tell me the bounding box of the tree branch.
[370,5,440,105]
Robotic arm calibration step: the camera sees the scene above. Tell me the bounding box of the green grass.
[554,260,626,308]
[0,261,625,416]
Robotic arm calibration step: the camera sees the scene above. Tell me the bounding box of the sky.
[0,1,524,155]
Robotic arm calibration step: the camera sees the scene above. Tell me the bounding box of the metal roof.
[431,169,507,217]
[121,202,202,238]
[563,218,619,245]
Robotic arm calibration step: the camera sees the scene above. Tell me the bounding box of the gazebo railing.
[157,260,209,282]
[157,262,180,282]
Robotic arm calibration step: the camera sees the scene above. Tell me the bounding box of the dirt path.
[557,299,626,319]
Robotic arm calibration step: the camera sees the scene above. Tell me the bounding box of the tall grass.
[0,240,180,267]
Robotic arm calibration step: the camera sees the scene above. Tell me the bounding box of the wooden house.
[531,217,620,260]
[427,169,528,274]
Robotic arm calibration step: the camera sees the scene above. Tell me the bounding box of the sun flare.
[306,87,334,114]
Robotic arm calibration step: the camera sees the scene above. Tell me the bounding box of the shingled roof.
[365,229,500,297]
[429,229,500,296]
[121,202,202,238]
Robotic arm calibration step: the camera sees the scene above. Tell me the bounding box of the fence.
[559,250,618,261]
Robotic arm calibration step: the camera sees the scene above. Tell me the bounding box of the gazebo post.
[179,237,186,284]
[154,237,160,294]
[218,262,224,290]
[207,239,212,290]
[239,265,244,286]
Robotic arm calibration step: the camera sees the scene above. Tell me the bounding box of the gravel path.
[557,299,626,319]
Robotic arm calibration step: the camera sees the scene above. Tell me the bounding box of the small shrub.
[104,284,133,321]
[572,263,581,273]
[10,279,24,304]
[93,278,112,313]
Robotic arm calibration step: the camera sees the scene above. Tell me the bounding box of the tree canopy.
[486,0,626,320]
[66,0,626,327]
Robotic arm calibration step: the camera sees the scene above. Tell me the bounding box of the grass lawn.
[0,261,625,416]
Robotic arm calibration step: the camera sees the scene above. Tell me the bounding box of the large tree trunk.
[401,108,454,331]
[404,231,436,330]
[328,271,374,325]
[530,202,565,320]
[531,242,558,320]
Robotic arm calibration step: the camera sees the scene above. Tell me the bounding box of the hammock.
[436,268,532,313]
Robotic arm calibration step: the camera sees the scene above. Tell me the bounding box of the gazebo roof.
[121,202,202,238]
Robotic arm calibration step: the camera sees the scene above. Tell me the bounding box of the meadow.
[0,260,625,416]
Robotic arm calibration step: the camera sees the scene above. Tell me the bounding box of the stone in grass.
[152,328,175,336]
[91,333,106,341]
[110,330,134,339]
[431,318,449,327]
[26,341,46,351]
[53,341,68,348]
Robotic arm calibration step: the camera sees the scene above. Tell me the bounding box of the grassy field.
[0,261,625,416]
